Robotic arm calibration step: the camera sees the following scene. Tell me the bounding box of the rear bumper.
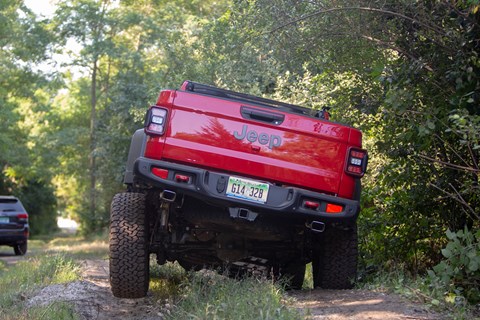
[0,229,28,245]
[133,157,360,224]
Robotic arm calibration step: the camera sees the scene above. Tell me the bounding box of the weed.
[148,261,300,319]
[357,268,478,319]
[0,253,80,319]
[169,269,299,319]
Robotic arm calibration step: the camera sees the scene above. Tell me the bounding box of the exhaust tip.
[160,190,176,202]
[310,221,326,233]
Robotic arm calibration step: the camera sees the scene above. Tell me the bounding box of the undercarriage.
[146,191,312,273]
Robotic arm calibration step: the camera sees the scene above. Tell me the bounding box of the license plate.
[226,176,269,203]
[0,217,9,223]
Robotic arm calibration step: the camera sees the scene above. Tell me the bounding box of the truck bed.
[145,82,363,199]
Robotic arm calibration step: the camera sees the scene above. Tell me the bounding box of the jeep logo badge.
[233,125,282,149]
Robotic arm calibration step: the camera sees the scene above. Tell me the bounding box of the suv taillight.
[345,147,368,177]
[144,107,168,135]
[17,213,28,221]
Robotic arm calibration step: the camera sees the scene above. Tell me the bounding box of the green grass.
[46,236,108,260]
[149,262,301,319]
[0,234,108,320]
[303,263,313,289]
[1,302,79,320]
[0,253,81,320]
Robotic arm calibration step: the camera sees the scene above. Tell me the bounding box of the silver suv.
[0,196,29,255]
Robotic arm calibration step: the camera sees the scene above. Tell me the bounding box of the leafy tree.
[210,0,479,273]
[0,0,58,234]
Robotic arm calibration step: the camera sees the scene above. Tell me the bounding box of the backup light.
[145,107,168,135]
[151,115,164,125]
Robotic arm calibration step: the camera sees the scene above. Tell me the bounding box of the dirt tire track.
[289,289,444,320]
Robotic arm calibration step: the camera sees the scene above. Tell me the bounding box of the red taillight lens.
[17,213,28,221]
[145,107,168,135]
[326,203,343,213]
[152,167,169,179]
[346,147,368,177]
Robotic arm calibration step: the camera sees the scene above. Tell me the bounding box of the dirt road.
[19,258,447,320]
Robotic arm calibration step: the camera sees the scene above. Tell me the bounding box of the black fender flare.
[124,129,147,185]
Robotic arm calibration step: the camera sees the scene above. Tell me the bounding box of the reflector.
[152,167,169,179]
[326,203,343,213]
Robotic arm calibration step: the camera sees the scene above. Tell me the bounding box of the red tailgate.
[154,90,361,197]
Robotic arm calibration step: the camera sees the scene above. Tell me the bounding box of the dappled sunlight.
[290,289,441,320]
[342,299,384,306]
[47,241,108,254]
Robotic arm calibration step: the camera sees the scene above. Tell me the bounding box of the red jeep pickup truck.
[109,81,368,298]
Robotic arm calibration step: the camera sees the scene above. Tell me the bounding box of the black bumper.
[0,231,27,245]
[133,157,360,224]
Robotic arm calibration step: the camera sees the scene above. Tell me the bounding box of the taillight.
[145,107,168,135]
[346,148,368,177]
[17,213,28,221]
[152,167,169,179]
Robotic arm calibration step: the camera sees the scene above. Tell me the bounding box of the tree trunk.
[90,57,98,220]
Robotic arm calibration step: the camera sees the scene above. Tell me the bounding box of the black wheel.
[109,192,150,298]
[14,242,27,256]
[281,261,306,290]
[312,224,358,289]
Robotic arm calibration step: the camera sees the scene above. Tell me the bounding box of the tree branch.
[416,154,480,173]
[359,35,434,72]
[428,182,479,220]
[267,7,445,36]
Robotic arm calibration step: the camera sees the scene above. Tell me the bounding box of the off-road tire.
[14,242,27,256]
[312,224,358,289]
[109,192,150,298]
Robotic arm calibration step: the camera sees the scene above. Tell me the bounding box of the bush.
[428,228,480,304]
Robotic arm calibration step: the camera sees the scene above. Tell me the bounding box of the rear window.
[0,198,25,212]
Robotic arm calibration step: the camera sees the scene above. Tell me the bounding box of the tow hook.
[307,221,326,233]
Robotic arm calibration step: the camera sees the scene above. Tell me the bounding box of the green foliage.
[358,269,476,318]
[0,1,58,235]
[18,181,58,236]
[428,228,480,304]
[0,302,78,320]
[150,263,300,320]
